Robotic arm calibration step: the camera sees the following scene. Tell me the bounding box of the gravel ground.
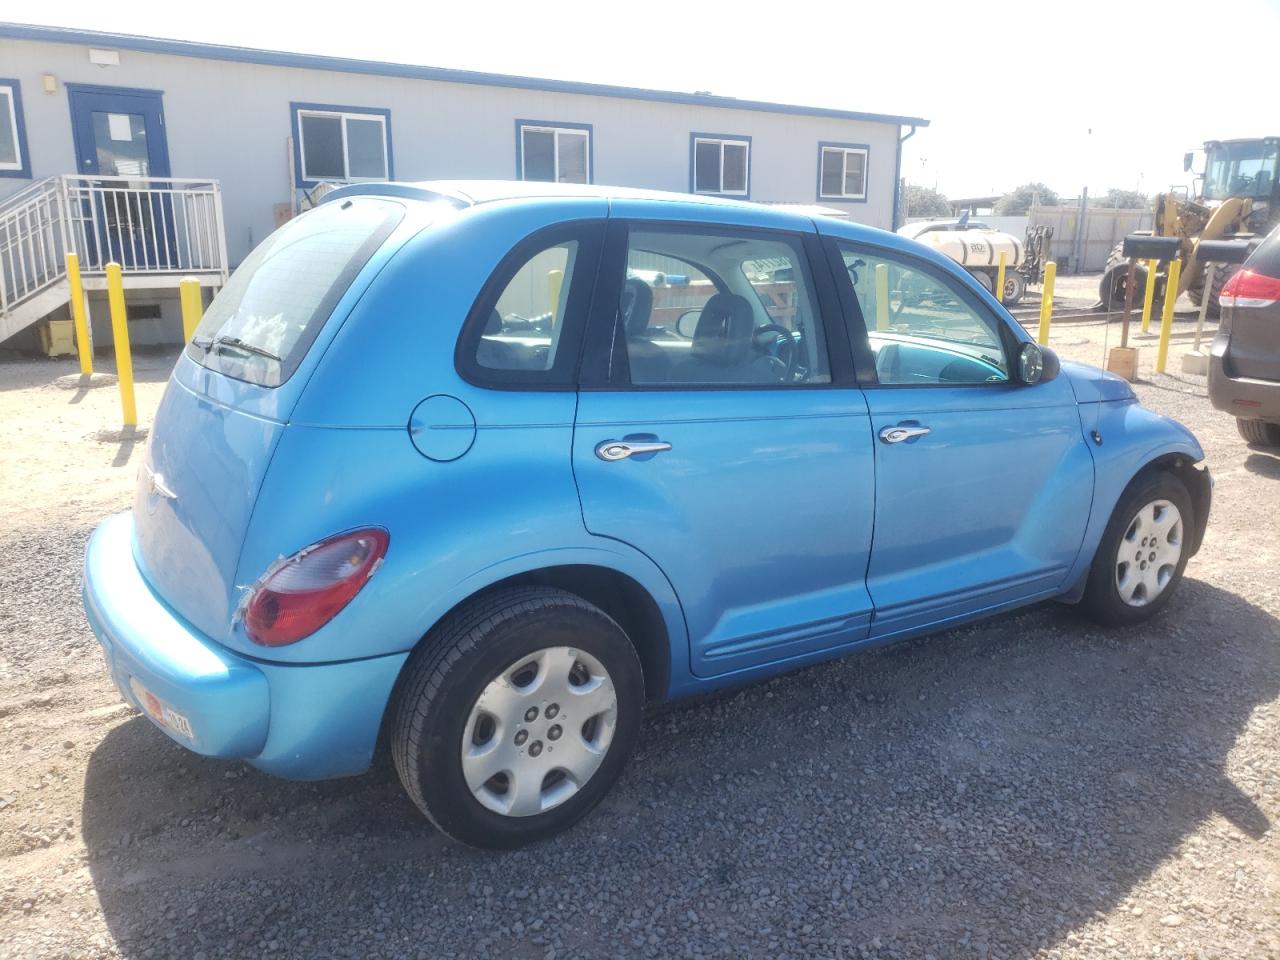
[1,307,1278,960]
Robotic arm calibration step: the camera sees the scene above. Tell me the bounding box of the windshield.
[1204,141,1279,201]
[187,197,403,387]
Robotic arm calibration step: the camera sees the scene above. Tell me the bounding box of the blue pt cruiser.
[83,182,1211,848]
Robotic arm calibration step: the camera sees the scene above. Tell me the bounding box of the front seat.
[621,277,670,383]
[679,292,772,383]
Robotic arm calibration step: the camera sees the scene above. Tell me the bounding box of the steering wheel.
[753,323,799,381]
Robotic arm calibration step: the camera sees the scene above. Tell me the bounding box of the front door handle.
[878,423,931,444]
[595,439,672,462]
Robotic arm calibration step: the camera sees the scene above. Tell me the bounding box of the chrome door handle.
[878,424,931,444]
[595,439,672,462]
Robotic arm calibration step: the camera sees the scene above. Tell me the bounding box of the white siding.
[0,36,904,264]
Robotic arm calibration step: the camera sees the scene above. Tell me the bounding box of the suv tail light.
[1221,269,1280,309]
[243,529,389,647]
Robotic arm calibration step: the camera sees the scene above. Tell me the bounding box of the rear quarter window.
[187,197,403,387]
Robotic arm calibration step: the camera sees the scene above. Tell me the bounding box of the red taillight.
[243,529,389,647]
[1221,269,1280,309]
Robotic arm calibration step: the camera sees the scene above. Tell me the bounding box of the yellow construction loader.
[1100,137,1279,315]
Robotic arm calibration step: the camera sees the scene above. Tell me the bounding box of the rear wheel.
[1081,470,1193,626]
[1187,263,1239,318]
[391,586,644,849]
[970,269,994,293]
[1001,270,1027,305]
[1237,417,1280,447]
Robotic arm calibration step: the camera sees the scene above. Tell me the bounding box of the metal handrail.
[0,174,229,319]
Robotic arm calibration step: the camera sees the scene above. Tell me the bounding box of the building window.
[518,122,591,184]
[292,103,391,186]
[691,135,750,196]
[0,79,31,179]
[818,144,868,201]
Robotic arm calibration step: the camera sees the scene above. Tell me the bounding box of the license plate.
[128,677,195,740]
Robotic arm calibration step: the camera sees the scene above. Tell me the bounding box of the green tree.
[994,182,1060,215]
[1098,188,1149,209]
[901,183,950,218]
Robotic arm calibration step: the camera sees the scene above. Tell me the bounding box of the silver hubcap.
[1115,499,1183,607]
[461,646,617,817]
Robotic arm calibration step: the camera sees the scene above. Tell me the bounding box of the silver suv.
[1210,226,1280,446]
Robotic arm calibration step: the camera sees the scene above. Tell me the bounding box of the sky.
[10,0,1280,201]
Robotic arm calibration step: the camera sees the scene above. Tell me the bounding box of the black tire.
[1001,270,1027,305]
[1237,417,1280,447]
[1080,470,1194,627]
[1098,255,1147,310]
[391,586,644,849]
[970,269,994,293]
[1187,263,1239,318]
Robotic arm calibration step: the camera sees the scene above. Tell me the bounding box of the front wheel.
[1080,470,1193,626]
[391,586,644,848]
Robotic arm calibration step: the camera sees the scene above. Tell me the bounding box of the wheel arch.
[1127,451,1211,556]
[397,548,684,705]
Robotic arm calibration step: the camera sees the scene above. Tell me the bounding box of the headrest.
[691,293,754,366]
[621,278,654,336]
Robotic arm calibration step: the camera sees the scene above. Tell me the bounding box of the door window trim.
[455,219,607,391]
[0,79,31,178]
[826,237,1024,389]
[578,220,856,391]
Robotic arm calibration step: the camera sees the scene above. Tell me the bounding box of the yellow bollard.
[995,251,1007,306]
[1155,258,1182,374]
[105,263,137,427]
[547,269,564,325]
[1140,258,1157,333]
[66,253,93,375]
[1037,260,1056,346]
[874,262,890,331]
[179,277,203,342]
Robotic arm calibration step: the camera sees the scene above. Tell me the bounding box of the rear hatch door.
[132,196,407,643]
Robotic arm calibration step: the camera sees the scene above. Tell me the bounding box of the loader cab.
[1201,138,1279,203]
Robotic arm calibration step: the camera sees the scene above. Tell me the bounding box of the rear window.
[187,197,403,387]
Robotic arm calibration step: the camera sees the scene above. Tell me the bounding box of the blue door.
[67,85,174,268]
[827,237,1094,639]
[573,212,877,681]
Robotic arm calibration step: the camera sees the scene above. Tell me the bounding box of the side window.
[619,227,830,386]
[839,246,1009,385]
[475,240,579,372]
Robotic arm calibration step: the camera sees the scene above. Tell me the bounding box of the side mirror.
[1017,342,1060,385]
[675,310,701,339]
[1183,151,1194,172]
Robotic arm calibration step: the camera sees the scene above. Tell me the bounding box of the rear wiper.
[194,334,282,362]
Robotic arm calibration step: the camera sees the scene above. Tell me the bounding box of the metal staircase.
[0,175,229,344]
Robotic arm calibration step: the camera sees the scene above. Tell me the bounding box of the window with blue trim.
[519,123,590,183]
[819,145,867,200]
[0,79,30,178]
[692,136,749,195]
[295,106,389,183]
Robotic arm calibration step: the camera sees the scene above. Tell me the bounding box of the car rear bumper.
[83,512,406,779]
[1208,343,1280,422]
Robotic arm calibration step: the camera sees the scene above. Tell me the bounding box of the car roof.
[323,179,765,209]
[321,178,839,234]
